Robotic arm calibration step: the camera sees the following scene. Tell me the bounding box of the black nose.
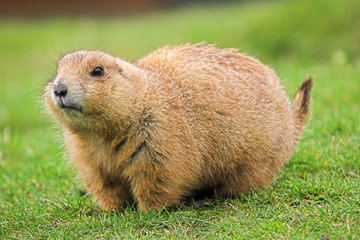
[53,84,68,97]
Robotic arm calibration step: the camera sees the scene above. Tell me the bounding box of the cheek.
[81,82,110,113]
[66,82,85,106]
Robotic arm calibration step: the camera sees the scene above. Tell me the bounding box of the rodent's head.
[45,50,142,133]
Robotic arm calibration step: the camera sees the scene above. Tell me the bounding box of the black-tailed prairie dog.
[44,43,312,211]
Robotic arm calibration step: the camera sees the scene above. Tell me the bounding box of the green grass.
[1,0,359,238]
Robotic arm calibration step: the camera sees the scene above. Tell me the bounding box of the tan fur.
[44,44,312,211]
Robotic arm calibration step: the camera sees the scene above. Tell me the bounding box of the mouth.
[55,96,82,112]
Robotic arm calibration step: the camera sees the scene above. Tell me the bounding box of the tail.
[292,76,313,142]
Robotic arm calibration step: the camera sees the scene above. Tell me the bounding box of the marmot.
[44,44,312,211]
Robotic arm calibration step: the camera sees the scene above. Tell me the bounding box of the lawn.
[1,0,359,238]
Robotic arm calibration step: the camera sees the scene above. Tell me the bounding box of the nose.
[53,84,68,97]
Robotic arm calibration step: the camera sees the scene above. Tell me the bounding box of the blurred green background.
[0,0,359,238]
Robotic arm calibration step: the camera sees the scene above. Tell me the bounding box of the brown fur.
[44,44,312,211]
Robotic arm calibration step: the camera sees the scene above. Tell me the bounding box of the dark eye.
[91,66,104,77]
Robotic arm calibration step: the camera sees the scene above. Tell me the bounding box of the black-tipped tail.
[293,77,313,141]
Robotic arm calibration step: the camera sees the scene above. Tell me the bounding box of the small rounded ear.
[115,58,144,82]
[116,63,123,74]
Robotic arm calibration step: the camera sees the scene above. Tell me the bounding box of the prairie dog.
[44,44,312,211]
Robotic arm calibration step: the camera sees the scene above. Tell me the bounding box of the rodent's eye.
[91,66,104,77]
